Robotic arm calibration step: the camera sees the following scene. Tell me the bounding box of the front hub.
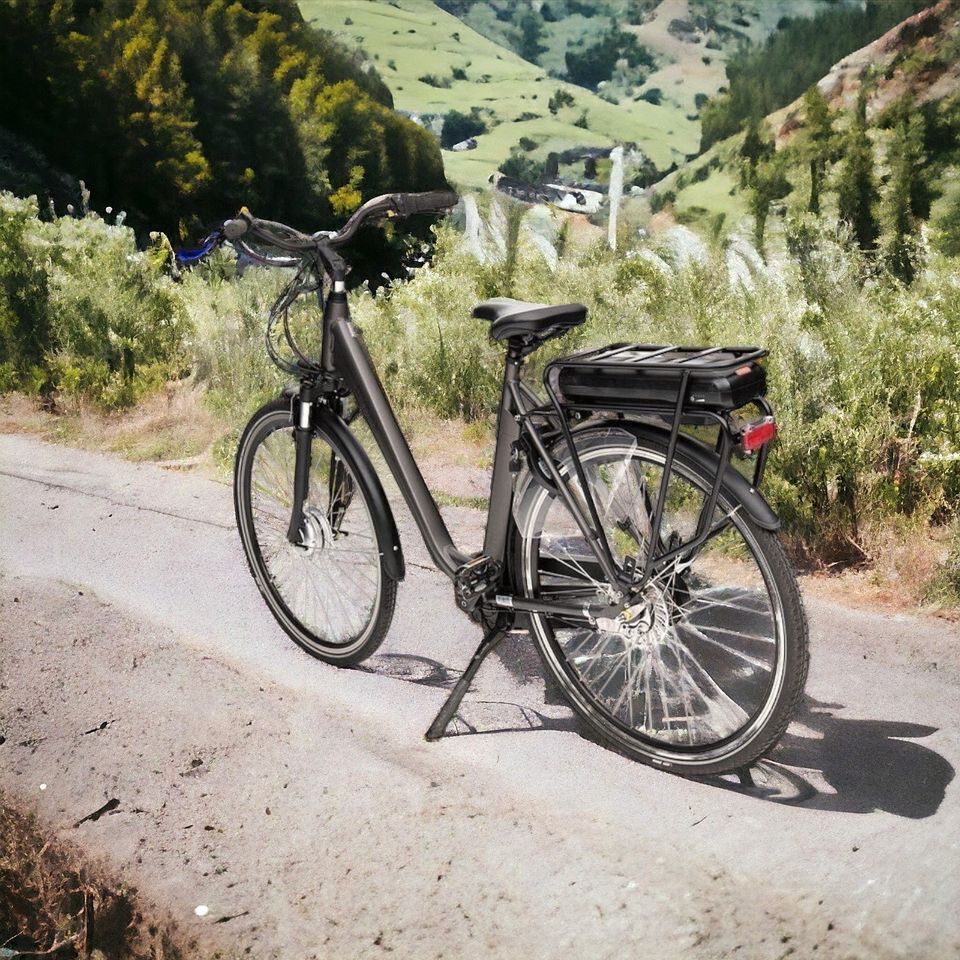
[295,507,333,557]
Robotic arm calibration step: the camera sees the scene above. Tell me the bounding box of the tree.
[836,94,879,251]
[516,9,547,64]
[565,23,654,90]
[441,110,487,149]
[548,88,576,115]
[932,188,960,257]
[748,156,792,252]
[882,96,934,221]
[881,111,927,282]
[499,151,545,184]
[738,116,774,189]
[0,0,446,244]
[798,85,836,214]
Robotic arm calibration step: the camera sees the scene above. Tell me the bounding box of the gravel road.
[1,433,958,959]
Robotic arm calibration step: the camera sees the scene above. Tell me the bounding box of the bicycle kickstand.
[425,615,513,742]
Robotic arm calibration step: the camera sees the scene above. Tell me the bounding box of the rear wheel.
[234,398,396,664]
[516,425,808,776]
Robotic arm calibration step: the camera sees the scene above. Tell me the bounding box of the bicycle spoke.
[523,439,785,752]
[248,424,381,647]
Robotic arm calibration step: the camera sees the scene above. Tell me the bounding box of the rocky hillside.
[653,0,960,245]
[775,0,960,139]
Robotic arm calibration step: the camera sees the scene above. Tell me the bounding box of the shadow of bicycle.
[759,695,955,818]
[360,650,954,819]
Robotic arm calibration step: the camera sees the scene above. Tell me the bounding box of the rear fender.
[513,420,780,535]
[595,421,781,531]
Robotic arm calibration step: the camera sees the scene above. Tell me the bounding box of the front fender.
[283,388,405,580]
[319,407,406,580]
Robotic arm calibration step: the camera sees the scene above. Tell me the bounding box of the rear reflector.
[739,416,777,454]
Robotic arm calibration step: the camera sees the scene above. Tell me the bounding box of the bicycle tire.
[234,397,397,665]
[515,423,808,776]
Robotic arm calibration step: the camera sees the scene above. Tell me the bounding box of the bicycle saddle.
[472,297,586,345]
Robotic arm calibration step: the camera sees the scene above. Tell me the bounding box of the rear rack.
[546,342,769,415]
[536,341,775,589]
[554,342,767,374]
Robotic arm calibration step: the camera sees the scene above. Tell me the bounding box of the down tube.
[330,315,468,579]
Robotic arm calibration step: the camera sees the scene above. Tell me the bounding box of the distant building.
[544,183,604,213]
[490,173,604,214]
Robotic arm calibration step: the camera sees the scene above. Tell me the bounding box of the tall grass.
[3,190,960,590]
[351,208,960,570]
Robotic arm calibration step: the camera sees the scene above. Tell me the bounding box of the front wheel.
[515,424,808,776]
[234,398,396,665]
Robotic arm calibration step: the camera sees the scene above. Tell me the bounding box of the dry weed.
[0,795,199,959]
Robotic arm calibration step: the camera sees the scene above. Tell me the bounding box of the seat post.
[480,345,524,566]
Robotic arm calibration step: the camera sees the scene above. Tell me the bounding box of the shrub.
[0,193,186,408]
[548,89,576,115]
[0,195,50,391]
[649,190,676,212]
[40,215,189,408]
[499,152,546,184]
[418,73,452,89]
[441,110,487,149]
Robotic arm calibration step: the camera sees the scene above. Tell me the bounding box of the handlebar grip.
[392,190,459,218]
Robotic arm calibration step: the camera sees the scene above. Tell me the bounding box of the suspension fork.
[286,380,314,544]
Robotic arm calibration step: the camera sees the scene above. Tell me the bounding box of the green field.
[302,0,698,188]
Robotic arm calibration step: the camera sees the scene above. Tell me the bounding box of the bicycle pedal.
[454,555,501,614]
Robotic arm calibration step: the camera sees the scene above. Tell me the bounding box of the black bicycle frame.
[272,251,622,625]
[286,251,757,625]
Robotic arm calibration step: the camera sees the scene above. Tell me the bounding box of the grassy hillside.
[305,0,869,192]
[625,0,849,118]
[441,0,850,121]
[304,0,699,187]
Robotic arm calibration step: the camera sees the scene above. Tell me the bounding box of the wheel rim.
[245,413,382,656]
[520,438,787,762]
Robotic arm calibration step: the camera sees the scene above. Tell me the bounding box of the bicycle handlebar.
[176,190,458,268]
[329,189,458,246]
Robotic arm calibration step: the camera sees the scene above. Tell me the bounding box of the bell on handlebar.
[223,215,250,241]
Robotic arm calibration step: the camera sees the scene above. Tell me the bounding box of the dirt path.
[1,434,958,959]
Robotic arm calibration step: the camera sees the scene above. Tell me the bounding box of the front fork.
[286,382,314,544]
